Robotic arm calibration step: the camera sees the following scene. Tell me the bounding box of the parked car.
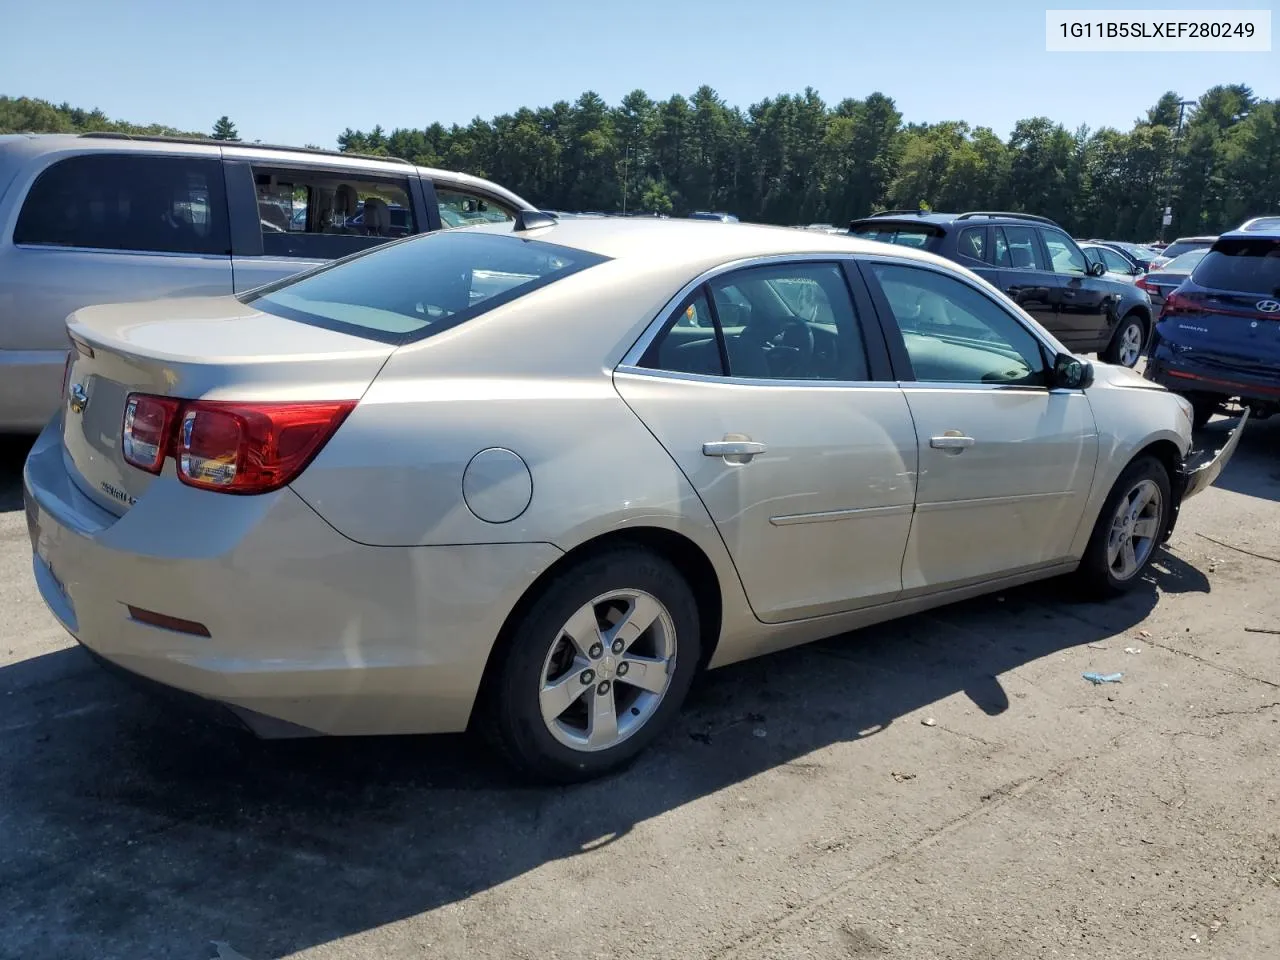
[1087,240,1163,270]
[1134,248,1210,308]
[849,211,1154,367]
[1160,235,1217,261]
[1145,222,1280,427]
[0,133,534,432]
[1079,242,1145,282]
[688,211,739,222]
[25,215,1241,781]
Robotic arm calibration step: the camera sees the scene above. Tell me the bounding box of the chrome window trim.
[12,244,230,260]
[613,367,902,391]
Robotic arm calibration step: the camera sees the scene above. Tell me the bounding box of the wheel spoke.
[1133,516,1160,539]
[560,603,603,659]
[609,593,664,652]
[1121,537,1138,576]
[618,654,670,695]
[586,684,619,748]
[540,660,591,722]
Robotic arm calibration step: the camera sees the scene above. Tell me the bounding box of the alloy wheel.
[1106,478,1162,580]
[538,589,677,752]
[1118,322,1144,367]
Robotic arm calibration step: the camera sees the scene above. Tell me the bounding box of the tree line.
[3,85,1276,241]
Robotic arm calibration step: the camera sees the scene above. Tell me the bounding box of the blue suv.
[1144,217,1280,427]
[849,211,1154,367]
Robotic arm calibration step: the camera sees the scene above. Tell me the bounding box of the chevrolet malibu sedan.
[24,215,1242,781]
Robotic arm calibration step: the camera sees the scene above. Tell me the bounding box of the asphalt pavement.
[1,418,1278,960]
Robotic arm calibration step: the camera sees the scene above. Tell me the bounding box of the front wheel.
[478,547,701,782]
[1103,314,1146,367]
[1076,456,1171,597]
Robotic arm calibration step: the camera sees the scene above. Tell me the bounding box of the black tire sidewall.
[1080,456,1172,593]
[484,548,701,782]
[1105,314,1145,367]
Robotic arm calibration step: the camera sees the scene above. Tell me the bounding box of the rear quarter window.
[1191,238,1280,296]
[244,230,609,344]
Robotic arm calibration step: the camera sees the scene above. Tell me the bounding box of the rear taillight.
[123,395,181,473]
[1135,276,1154,294]
[1160,291,1191,318]
[122,395,355,494]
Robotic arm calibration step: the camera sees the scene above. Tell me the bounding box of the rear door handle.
[703,439,767,463]
[930,435,975,452]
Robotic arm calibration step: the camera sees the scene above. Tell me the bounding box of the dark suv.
[1144,219,1280,427]
[849,211,1154,367]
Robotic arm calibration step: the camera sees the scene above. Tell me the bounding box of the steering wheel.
[766,321,815,377]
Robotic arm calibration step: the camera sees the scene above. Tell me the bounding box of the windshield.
[1191,237,1280,296]
[244,231,608,344]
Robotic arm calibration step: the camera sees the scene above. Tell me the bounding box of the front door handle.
[703,438,767,463]
[930,435,975,452]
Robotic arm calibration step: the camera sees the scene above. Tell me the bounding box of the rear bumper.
[1146,330,1280,407]
[23,420,563,737]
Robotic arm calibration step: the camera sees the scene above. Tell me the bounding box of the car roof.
[850,210,1063,230]
[1224,216,1280,238]
[0,133,533,211]
[470,216,956,269]
[1170,235,1218,243]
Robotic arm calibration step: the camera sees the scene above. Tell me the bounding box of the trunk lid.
[1163,285,1280,366]
[61,295,395,515]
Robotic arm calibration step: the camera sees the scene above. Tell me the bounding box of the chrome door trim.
[12,244,231,261]
[770,503,913,526]
[914,490,1076,514]
[613,366,904,391]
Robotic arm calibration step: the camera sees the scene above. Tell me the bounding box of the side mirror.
[1136,263,1148,275]
[1053,354,1094,390]
[1088,260,1108,277]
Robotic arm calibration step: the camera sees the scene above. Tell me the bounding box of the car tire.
[1075,456,1172,597]
[1102,313,1146,367]
[478,546,702,783]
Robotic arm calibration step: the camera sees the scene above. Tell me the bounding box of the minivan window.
[244,231,608,344]
[252,165,417,259]
[13,154,229,255]
[436,187,516,228]
[1191,237,1280,296]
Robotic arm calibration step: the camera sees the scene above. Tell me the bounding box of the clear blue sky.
[2,0,1275,147]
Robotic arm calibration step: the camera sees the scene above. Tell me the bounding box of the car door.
[859,256,1098,593]
[1040,227,1114,350]
[614,258,918,624]
[994,224,1065,338]
[2,150,233,430]
[223,158,427,293]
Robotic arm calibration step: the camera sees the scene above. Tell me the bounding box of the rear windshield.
[1158,248,1209,274]
[1191,237,1280,296]
[849,224,941,250]
[1162,238,1214,259]
[244,231,608,344]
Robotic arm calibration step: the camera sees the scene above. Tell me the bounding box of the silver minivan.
[0,133,534,432]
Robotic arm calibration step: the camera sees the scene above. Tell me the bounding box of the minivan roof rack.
[76,132,413,166]
[955,211,1059,226]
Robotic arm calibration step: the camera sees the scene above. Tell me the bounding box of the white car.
[24,215,1243,781]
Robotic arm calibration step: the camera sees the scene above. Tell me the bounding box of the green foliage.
[211,116,239,141]
[0,95,200,138]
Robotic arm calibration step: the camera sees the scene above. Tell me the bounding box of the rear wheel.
[1103,313,1146,367]
[479,547,701,782]
[1076,456,1171,597]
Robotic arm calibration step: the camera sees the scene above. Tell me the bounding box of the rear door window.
[244,230,607,344]
[13,153,229,255]
[994,226,1048,270]
[251,165,417,259]
[1192,237,1280,295]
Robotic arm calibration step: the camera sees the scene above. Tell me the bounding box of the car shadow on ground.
[0,433,33,512]
[0,544,1209,958]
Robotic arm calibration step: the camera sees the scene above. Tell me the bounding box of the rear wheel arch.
[468,527,724,729]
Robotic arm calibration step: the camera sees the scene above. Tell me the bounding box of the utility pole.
[621,145,631,216]
[1158,99,1197,243]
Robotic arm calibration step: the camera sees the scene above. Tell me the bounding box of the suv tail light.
[1160,291,1191,318]
[122,396,355,494]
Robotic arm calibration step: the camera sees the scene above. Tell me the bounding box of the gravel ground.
[0,416,1277,960]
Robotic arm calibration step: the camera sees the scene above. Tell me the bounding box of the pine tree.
[211,116,239,141]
